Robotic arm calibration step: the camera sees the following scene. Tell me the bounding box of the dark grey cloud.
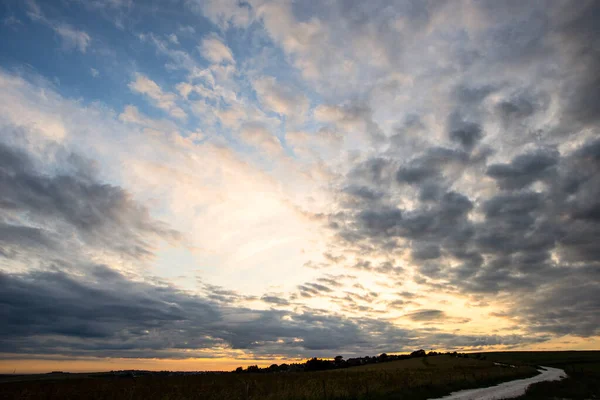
[343,185,384,201]
[356,207,403,236]
[316,276,344,288]
[0,265,538,359]
[327,129,600,338]
[555,2,600,127]
[387,299,407,308]
[348,157,396,185]
[348,260,403,276]
[448,113,483,151]
[411,244,441,261]
[486,149,559,190]
[261,295,290,306]
[396,164,438,184]
[201,283,257,304]
[518,268,600,337]
[297,282,334,298]
[424,333,548,351]
[453,84,496,106]
[0,140,179,261]
[0,266,350,357]
[497,93,537,123]
[405,309,445,322]
[0,222,58,257]
[337,190,473,248]
[396,147,469,185]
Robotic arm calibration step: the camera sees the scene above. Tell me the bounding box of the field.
[0,355,539,400]
[476,351,600,369]
[477,351,600,399]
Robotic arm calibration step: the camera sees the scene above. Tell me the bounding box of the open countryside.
[1,351,599,399]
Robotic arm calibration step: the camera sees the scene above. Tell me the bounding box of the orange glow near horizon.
[0,357,280,375]
[3,336,599,374]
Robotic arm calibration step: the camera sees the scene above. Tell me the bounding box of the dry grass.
[0,355,539,400]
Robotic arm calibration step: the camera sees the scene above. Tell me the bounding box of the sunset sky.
[1,0,599,374]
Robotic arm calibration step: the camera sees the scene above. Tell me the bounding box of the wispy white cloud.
[128,74,187,119]
[24,0,43,21]
[167,33,179,45]
[25,0,92,53]
[55,24,91,52]
[188,0,253,29]
[253,76,309,122]
[178,25,196,35]
[3,15,23,27]
[199,34,235,64]
[118,104,180,135]
[239,122,282,154]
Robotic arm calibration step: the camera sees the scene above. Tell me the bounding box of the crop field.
[0,355,538,400]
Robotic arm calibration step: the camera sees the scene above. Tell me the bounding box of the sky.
[0,0,599,374]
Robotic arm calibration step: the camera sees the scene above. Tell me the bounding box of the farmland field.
[477,351,600,399]
[0,355,539,400]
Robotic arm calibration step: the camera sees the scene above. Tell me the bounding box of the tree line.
[234,349,484,373]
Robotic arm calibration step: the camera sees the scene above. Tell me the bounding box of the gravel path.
[430,366,566,400]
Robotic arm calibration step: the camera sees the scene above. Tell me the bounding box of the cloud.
[405,309,445,322]
[0,137,180,261]
[118,104,180,134]
[253,76,309,120]
[3,0,600,364]
[1,265,543,359]
[24,0,91,53]
[128,74,187,119]
[261,295,290,306]
[199,35,235,64]
[486,149,559,190]
[179,25,196,35]
[314,101,385,146]
[447,113,483,151]
[54,24,91,53]
[188,0,600,343]
[286,129,342,159]
[553,2,600,128]
[328,134,600,337]
[188,0,253,29]
[297,282,334,298]
[239,122,282,154]
[167,33,179,45]
[0,69,328,319]
[349,260,404,276]
[201,283,257,304]
[24,0,43,21]
[80,0,133,9]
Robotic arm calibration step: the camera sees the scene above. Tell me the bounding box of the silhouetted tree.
[410,349,426,357]
[305,357,334,371]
